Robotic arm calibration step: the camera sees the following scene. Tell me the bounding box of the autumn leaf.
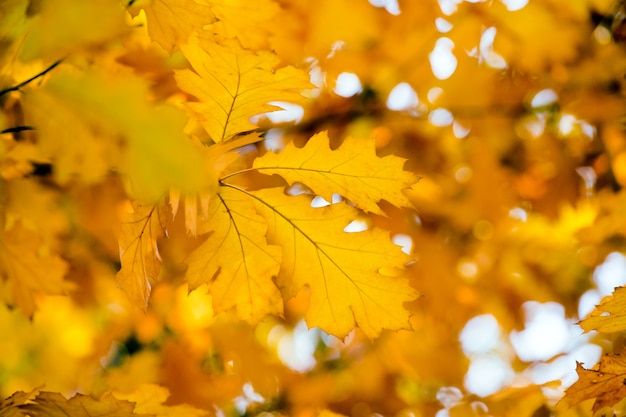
[130,0,214,52]
[176,39,311,142]
[253,131,419,215]
[580,286,626,333]
[0,389,35,417]
[117,202,169,309]
[20,0,127,61]
[239,187,417,338]
[564,356,626,414]
[208,0,280,50]
[184,186,283,323]
[16,391,150,417]
[22,71,213,201]
[0,221,72,316]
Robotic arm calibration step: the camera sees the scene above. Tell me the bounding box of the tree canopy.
[2,0,626,416]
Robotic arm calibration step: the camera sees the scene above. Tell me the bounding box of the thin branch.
[0,60,63,98]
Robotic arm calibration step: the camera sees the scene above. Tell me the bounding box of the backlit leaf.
[185,186,282,323]
[245,187,417,338]
[117,202,169,309]
[253,131,419,215]
[130,0,214,52]
[580,286,626,333]
[176,40,311,142]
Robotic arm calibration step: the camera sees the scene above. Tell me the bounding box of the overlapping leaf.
[117,202,169,309]
[253,131,419,215]
[130,0,214,52]
[564,356,626,414]
[11,391,148,417]
[242,187,417,338]
[580,286,626,333]
[184,186,282,322]
[176,40,310,142]
[23,71,212,201]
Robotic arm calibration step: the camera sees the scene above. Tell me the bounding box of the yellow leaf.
[0,221,72,316]
[23,71,213,201]
[253,131,419,215]
[176,40,311,142]
[117,202,169,309]
[563,357,626,414]
[114,384,206,417]
[208,0,280,50]
[20,0,126,61]
[580,286,626,333]
[131,0,214,52]
[245,187,417,338]
[185,186,282,323]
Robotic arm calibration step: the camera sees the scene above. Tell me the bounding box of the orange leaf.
[564,357,626,414]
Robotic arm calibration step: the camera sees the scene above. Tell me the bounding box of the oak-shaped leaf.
[580,286,626,333]
[184,186,283,323]
[241,186,417,338]
[15,391,150,417]
[117,202,169,309]
[564,356,626,414]
[0,221,72,316]
[253,131,419,215]
[176,40,311,142]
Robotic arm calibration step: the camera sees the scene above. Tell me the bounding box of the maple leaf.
[0,221,72,316]
[17,391,150,417]
[175,39,311,142]
[253,131,419,215]
[564,356,626,414]
[233,186,417,338]
[130,0,214,52]
[580,286,626,333]
[117,202,169,309]
[184,186,283,323]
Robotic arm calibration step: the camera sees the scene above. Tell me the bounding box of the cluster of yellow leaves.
[6,0,626,416]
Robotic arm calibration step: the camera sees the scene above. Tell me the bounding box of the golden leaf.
[244,187,417,338]
[23,71,213,201]
[117,202,169,309]
[253,131,419,215]
[564,357,626,414]
[185,186,282,323]
[0,221,72,316]
[176,40,311,142]
[580,286,626,333]
[20,0,126,61]
[131,0,214,52]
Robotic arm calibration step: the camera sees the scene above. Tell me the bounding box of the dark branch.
[0,60,63,98]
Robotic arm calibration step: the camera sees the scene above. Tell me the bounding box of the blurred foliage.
[3,0,626,416]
